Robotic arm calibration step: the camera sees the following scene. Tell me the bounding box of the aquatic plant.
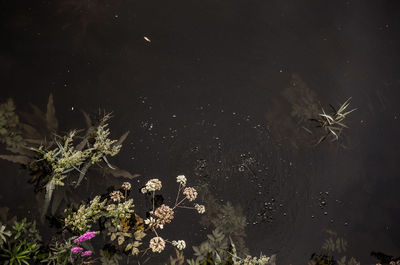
[0,223,11,246]
[187,231,276,265]
[197,192,248,257]
[100,248,122,265]
[189,228,228,264]
[30,115,124,211]
[41,232,97,265]
[309,230,360,265]
[0,218,43,265]
[283,73,320,123]
[64,176,204,260]
[0,95,134,218]
[0,243,35,265]
[167,249,185,265]
[64,195,109,232]
[310,98,357,145]
[0,98,25,150]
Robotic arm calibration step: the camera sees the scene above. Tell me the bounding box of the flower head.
[176,175,187,186]
[71,247,83,253]
[152,204,174,226]
[183,187,198,201]
[110,190,124,202]
[194,204,205,214]
[144,217,163,229]
[172,240,186,250]
[81,250,92,257]
[149,236,165,253]
[141,178,162,193]
[74,231,97,243]
[121,182,131,190]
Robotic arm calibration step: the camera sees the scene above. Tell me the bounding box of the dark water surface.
[1,0,400,264]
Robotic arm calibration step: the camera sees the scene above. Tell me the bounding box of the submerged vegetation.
[309,230,360,265]
[310,98,357,146]
[0,94,365,264]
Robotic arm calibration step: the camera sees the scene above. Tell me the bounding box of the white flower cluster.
[121,182,131,190]
[176,175,187,186]
[145,204,175,230]
[183,187,198,201]
[141,178,162,193]
[144,217,163,230]
[172,240,186,250]
[194,203,206,214]
[110,190,124,202]
[149,236,165,253]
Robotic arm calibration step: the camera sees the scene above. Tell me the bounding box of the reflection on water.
[1,1,400,262]
[309,230,359,265]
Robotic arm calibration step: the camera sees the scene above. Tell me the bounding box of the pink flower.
[74,231,97,243]
[81,250,92,257]
[69,257,75,263]
[71,247,83,253]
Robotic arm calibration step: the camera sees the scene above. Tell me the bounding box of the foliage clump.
[309,230,360,265]
[64,176,204,260]
[0,99,24,150]
[0,218,43,265]
[0,95,133,218]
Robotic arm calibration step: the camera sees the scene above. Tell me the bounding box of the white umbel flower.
[142,178,162,193]
[109,191,124,202]
[183,187,198,201]
[176,175,187,186]
[172,240,186,250]
[121,182,131,190]
[194,204,205,214]
[149,236,165,253]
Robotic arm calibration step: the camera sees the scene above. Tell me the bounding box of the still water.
[1,0,399,264]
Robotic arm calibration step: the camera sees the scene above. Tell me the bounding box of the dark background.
[1,0,400,264]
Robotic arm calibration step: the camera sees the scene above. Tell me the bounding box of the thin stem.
[176,205,195,210]
[152,191,155,212]
[174,184,182,207]
[152,227,159,237]
[173,197,187,210]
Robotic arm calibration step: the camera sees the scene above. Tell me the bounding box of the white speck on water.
[71,106,74,111]
[172,114,176,118]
